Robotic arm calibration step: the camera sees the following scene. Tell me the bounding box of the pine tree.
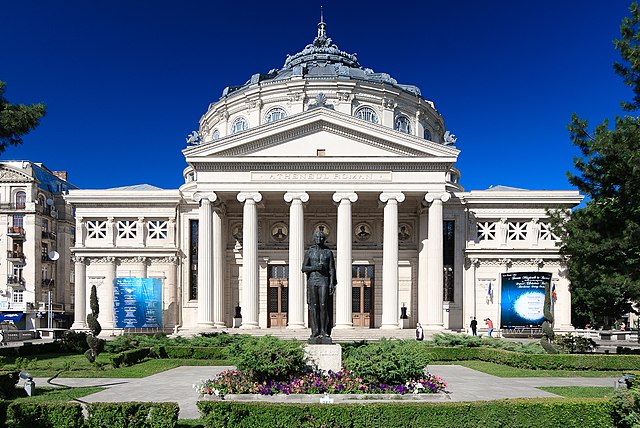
[0,81,46,153]
[553,2,640,326]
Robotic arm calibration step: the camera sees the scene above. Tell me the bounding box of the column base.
[423,324,445,331]
[333,323,354,330]
[240,323,260,329]
[380,323,400,330]
[214,322,227,328]
[70,322,87,330]
[287,323,306,329]
[196,322,215,328]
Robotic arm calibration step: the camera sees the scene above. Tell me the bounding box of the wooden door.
[352,265,374,327]
[267,265,288,328]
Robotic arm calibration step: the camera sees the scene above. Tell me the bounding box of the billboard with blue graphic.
[500,272,551,328]
[114,278,163,328]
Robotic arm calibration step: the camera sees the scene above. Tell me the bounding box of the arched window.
[211,129,220,140]
[231,117,248,134]
[15,191,26,209]
[354,106,379,124]
[394,115,412,134]
[424,128,432,141]
[264,108,287,124]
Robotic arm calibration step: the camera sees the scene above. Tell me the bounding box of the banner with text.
[500,272,551,329]
[114,277,163,328]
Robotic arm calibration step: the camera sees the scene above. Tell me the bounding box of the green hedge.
[426,346,640,371]
[110,347,153,367]
[197,399,613,428]
[0,370,19,399]
[153,346,228,360]
[85,402,179,428]
[6,402,84,428]
[0,341,66,357]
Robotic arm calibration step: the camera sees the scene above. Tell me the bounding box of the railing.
[7,226,25,236]
[37,302,64,312]
[0,203,26,210]
[41,231,57,240]
[7,275,25,286]
[41,278,55,287]
[7,251,25,260]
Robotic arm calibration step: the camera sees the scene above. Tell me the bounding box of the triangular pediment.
[184,108,459,162]
[0,166,34,183]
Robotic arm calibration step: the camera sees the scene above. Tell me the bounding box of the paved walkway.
[23,365,619,420]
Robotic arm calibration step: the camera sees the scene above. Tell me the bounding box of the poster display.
[500,272,551,328]
[114,278,163,328]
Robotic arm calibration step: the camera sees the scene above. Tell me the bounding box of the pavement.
[21,365,620,420]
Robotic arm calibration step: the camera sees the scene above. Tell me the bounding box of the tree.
[0,81,46,154]
[84,285,105,363]
[552,2,640,327]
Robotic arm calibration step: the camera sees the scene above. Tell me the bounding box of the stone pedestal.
[304,344,342,374]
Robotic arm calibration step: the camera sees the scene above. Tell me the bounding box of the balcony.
[41,231,57,240]
[37,302,64,312]
[7,251,25,262]
[7,275,25,286]
[7,227,25,237]
[0,202,26,211]
[41,278,55,287]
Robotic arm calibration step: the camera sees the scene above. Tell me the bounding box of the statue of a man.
[302,231,337,343]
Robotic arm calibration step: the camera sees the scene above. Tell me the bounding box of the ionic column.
[380,192,405,329]
[424,192,451,329]
[75,217,86,248]
[212,205,226,328]
[417,206,428,325]
[102,256,116,330]
[554,278,573,330]
[135,256,147,278]
[237,192,262,329]
[284,192,309,329]
[71,256,86,329]
[194,192,217,326]
[332,192,358,329]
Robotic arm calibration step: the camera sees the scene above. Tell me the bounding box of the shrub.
[342,340,430,385]
[554,333,599,354]
[230,336,306,383]
[154,346,228,360]
[60,330,89,353]
[0,370,19,399]
[611,386,640,427]
[85,402,179,428]
[85,284,105,363]
[110,348,153,368]
[428,332,544,354]
[6,402,84,428]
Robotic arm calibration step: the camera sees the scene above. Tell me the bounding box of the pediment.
[0,166,34,183]
[184,108,459,162]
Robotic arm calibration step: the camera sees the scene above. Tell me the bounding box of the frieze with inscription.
[252,172,391,182]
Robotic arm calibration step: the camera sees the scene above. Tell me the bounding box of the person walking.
[470,317,478,336]
[415,323,424,341]
[485,318,494,337]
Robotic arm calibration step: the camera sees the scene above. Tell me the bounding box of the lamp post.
[47,250,60,330]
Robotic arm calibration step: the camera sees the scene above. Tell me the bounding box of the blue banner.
[500,272,551,328]
[114,278,163,328]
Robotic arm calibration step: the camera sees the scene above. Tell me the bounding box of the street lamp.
[46,251,59,329]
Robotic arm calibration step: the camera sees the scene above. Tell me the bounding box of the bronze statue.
[302,231,337,344]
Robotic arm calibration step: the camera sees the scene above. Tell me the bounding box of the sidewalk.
[24,365,619,420]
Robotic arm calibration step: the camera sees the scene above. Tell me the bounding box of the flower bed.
[195,368,447,397]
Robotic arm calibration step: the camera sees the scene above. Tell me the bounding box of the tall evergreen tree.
[553,2,640,326]
[0,81,46,154]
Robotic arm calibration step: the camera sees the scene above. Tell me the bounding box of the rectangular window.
[443,220,455,302]
[189,220,198,300]
[316,149,326,157]
[12,289,23,303]
[13,215,24,229]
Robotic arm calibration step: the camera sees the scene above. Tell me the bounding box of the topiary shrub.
[61,330,89,353]
[342,339,430,385]
[540,280,558,354]
[230,336,306,383]
[85,285,105,363]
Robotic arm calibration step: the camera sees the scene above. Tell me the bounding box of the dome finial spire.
[317,6,326,39]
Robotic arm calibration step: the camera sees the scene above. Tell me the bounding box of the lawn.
[537,386,616,398]
[431,360,625,378]
[9,386,105,402]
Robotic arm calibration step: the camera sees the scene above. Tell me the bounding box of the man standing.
[302,231,337,343]
[485,318,494,337]
[470,317,478,336]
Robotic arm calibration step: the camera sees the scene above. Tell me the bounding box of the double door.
[352,265,374,327]
[267,265,288,328]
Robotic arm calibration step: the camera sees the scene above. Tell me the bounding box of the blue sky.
[1,1,633,192]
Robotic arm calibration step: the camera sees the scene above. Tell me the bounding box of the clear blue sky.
[1,1,633,191]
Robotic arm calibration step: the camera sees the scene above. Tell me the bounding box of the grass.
[9,386,105,402]
[537,386,616,398]
[431,360,625,378]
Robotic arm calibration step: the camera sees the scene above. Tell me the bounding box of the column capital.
[332,192,358,203]
[237,192,262,203]
[193,192,217,203]
[425,192,451,203]
[379,192,405,203]
[71,255,86,264]
[284,192,309,204]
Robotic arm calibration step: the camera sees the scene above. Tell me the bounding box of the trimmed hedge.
[6,402,84,428]
[153,346,228,360]
[197,399,613,428]
[85,402,179,428]
[0,341,66,357]
[111,347,153,368]
[426,346,640,371]
[0,370,19,399]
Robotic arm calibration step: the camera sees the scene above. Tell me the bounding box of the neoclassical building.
[64,20,581,335]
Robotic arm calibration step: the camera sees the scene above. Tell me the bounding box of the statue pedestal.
[304,344,342,374]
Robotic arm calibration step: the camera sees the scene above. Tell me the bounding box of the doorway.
[352,265,374,327]
[267,264,288,328]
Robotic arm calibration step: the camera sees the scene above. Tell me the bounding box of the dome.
[221,18,423,99]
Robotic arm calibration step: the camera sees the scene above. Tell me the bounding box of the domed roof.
[221,17,423,99]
